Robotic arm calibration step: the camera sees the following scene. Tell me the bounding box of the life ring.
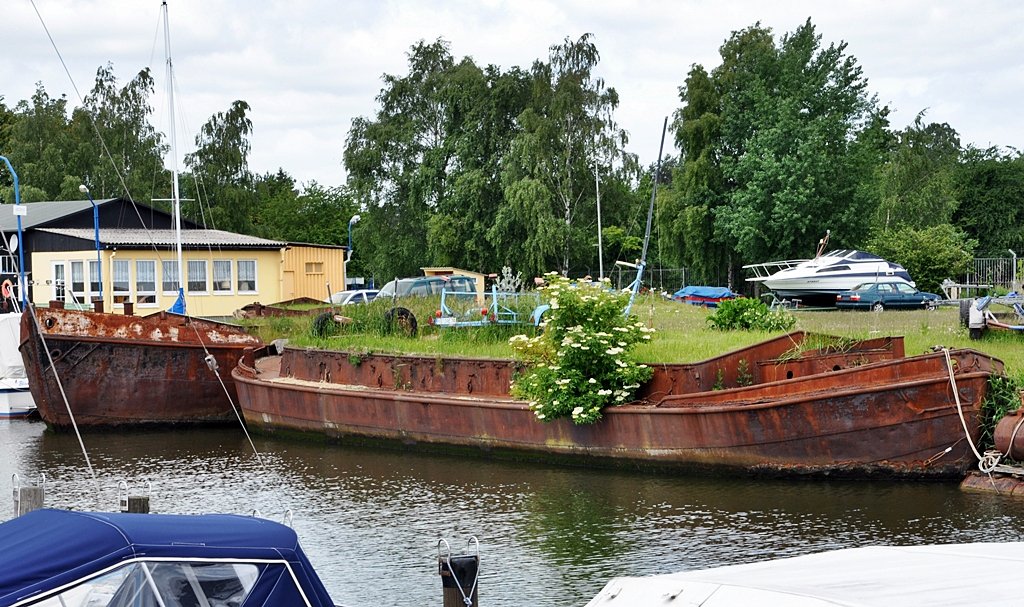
[1,280,12,299]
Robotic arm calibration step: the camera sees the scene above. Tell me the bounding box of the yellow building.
[30,228,286,318]
[280,243,347,303]
[3,199,349,317]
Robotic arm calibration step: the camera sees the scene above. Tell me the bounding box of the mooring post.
[12,473,44,516]
[438,538,479,607]
[118,480,151,513]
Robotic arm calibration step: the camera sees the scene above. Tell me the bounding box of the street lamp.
[595,164,604,281]
[1010,249,1018,293]
[79,184,103,305]
[345,214,361,288]
[0,156,26,309]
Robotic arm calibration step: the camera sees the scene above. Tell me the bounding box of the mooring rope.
[943,347,985,463]
[438,538,480,607]
[27,305,101,505]
[943,347,1024,478]
[186,321,266,468]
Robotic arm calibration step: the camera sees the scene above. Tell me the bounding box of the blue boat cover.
[0,509,335,606]
[673,286,735,300]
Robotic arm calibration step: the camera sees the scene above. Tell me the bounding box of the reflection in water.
[4,419,1024,606]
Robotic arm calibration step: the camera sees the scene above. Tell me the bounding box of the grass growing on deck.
[242,296,1024,382]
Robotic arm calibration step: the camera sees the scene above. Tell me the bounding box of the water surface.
[3,419,1023,606]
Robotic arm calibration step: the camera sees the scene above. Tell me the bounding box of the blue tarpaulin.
[673,286,736,299]
[0,509,336,606]
[672,286,737,308]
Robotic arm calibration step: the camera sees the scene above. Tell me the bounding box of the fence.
[959,257,1020,292]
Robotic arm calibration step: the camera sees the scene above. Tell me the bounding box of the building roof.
[36,228,286,249]
[0,199,117,231]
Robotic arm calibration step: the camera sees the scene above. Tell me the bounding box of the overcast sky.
[4,1,1022,189]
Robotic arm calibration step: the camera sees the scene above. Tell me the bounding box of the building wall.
[30,248,283,317]
[281,245,346,301]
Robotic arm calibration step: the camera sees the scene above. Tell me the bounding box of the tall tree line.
[2,21,1022,291]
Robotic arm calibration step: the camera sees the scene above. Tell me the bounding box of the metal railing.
[959,257,1019,291]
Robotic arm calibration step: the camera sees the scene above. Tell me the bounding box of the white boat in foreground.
[0,312,34,418]
[586,542,1024,606]
[744,249,914,304]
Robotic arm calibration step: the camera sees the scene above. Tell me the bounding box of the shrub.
[866,224,976,295]
[706,298,795,331]
[509,273,654,424]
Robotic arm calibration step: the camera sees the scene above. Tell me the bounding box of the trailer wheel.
[959,299,971,327]
[969,327,983,340]
[386,307,418,337]
[311,312,340,338]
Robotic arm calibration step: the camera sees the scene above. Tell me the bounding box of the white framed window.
[89,260,101,299]
[51,262,66,302]
[70,261,86,304]
[136,260,157,305]
[237,260,257,293]
[213,260,233,294]
[112,259,131,305]
[162,260,179,294]
[187,260,208,294]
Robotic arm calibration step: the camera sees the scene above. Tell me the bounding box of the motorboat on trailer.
[744,249,915,305]
[0,508,336,607]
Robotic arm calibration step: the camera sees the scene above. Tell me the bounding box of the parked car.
[836,282,940,311]
[326,289,379,305]
[377,275,476,298]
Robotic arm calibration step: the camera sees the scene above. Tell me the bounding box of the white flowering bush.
[509,273,654,424]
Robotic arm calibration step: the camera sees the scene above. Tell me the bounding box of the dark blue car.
[836,281,940,311]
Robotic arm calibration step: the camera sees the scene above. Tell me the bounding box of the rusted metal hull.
[234,335,1001,478]
[20,307,262,429]
[993,391,1024,458]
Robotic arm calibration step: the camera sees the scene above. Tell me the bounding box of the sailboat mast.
[162,1,185,305]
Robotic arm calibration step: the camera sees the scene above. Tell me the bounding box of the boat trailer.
[964,295,1024,339]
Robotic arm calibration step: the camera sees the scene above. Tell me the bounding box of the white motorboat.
[0,311,34,418]
[586,542,1024,606]
[744,249,914,304]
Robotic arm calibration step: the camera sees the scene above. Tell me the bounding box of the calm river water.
[4,418,1024,606]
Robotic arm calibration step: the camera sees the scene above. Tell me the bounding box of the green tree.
[73,65,167,201]
[345,40,457,279]
[183,100,255,233]
[717,20,878,262]
[495,34,630,276]
[873,113,961,231]
[671,20,883,276]
[662,64,730,284]
[953,148,1024,257]
[866,224,976,294]
[5,84,74,199]
[425,62,532,271]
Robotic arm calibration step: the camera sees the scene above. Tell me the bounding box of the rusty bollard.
[438,538,479,607]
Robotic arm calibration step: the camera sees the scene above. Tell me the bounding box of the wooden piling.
[439,554,479,607]
[15,486,44,516]
[125,495,150,513]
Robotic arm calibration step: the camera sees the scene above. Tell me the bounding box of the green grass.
[241,296,1024,381]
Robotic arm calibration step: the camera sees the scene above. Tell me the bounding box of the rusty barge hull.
[234,337,1000,478]
[20,306,262,429]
